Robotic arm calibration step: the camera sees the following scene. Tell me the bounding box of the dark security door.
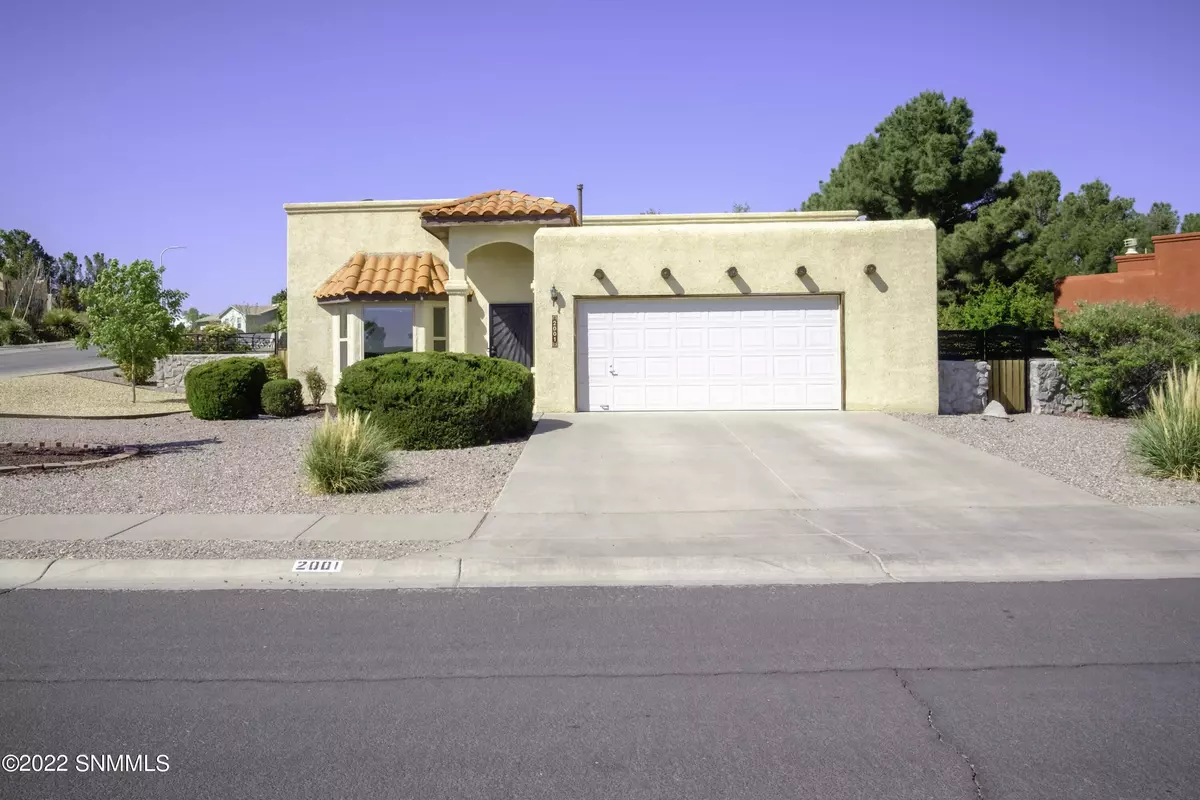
[488,303,533,367]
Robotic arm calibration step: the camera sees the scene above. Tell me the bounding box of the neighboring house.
[219,304,279,332]
[285,189,937,413]
[195,314,223,328]
[1055,232,1200,320]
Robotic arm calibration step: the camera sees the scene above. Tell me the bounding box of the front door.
[488,303,533,368]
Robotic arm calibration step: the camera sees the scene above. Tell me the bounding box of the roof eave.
[421,214,576,229]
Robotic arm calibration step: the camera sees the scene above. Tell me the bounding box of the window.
[336,310,349,371]
[363,306,414,358]
[432,307,448,352]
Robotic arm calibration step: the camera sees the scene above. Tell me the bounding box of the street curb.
[23,556,460,590]
[5,549,1200,591]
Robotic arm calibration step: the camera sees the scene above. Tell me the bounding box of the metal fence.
[937,326,1060,361]
[179,331,281,355]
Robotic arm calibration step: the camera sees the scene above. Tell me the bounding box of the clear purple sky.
[3,0,1197,313]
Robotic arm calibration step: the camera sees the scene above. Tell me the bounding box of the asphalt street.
[1,581,1198,799]
[0,343,111,379]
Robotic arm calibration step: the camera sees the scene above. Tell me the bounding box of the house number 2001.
[293,559,342,573]
[552,316,558,348]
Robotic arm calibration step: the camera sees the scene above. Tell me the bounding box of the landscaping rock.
[982,400,1009,419]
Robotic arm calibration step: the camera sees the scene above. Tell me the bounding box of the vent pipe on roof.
[577,183,584,226]
[1124,238,1139,254]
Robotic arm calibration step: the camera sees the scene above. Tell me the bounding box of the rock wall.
[938,360,989,414]
[1029,358,1084,415]
[154,353,270,393]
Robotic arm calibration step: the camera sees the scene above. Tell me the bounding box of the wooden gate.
[987,358,1027,413]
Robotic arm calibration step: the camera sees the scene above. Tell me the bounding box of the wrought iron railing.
[937,326,1060,361]
[178,331,280,354]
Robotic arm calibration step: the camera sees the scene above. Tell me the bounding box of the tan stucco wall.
[532,219,938,413]
[463,242,534,354]
[284,200,450,399]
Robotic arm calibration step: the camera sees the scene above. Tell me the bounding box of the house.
[1055,232,1200,320]
[219,304,279,333]
[284,189,937,413]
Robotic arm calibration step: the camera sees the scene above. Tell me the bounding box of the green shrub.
[1129,362,1200,481]
[1048,302,1200,417]
[262,378,304,417]
[335,352,533,450]
[38,308,87,341]
[184,357,268,419]
[937,279,1054,330]
[303,366,327,406]
[118,360,153,385]
[263,355,287,381]
[0,317,36,345]
[303,410,391,493]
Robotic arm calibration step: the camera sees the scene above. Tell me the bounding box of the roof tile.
[421,190,577,225]
[314,252,449,300]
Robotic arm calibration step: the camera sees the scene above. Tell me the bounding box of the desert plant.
[263,354,287,381]
[0,316,36,345]
[261,378,304,417]
[1129,362,1200,481]
[303,366,327,405]
[336,351,533,450]
[303,410,391,494]
[1048,301,1200,417]
[184,357,268,420]
[38,307,87,341]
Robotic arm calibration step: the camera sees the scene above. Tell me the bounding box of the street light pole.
[159,245,186,269]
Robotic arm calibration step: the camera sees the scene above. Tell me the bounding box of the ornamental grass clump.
[1129,362,1200,482]
[303,410,391,494]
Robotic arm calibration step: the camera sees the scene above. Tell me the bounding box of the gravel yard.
[0,414,525,513]
[892,412,1200,506]
[0,374,187,417]
[0,538,446,560]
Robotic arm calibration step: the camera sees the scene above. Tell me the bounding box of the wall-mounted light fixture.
[549,285,560,303]
[660,267,672,281]
[795,265,807,278]
[726,266,739,279]
[594,268,606,281]
[863,263,877,275]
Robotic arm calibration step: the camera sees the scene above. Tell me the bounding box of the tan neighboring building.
[285,189,937,413]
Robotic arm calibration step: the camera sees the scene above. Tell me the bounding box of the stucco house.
[285,189,937,413]
[219,304,279,333]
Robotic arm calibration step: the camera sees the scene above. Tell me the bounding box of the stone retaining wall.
[154,353,270,393]
[938,360,989,415]
[1029,358,1084,415]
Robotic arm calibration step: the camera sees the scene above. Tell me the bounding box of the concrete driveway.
[494,412,1105,513]
[459,412,1200,583]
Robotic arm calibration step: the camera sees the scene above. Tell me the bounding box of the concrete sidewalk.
[2,505,1200,590]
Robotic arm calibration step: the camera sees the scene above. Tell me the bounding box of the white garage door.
[577,296,841,411]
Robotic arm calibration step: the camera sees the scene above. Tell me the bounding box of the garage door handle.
[608,366,617,376]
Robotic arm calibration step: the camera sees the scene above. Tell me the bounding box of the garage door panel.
[577,296,841,411]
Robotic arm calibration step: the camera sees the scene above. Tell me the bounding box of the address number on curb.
[293,559,343,573]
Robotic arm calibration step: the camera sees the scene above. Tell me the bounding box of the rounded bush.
[262,378,304,417]
[184,357,268,420]
[263,355,287,381]
[336,352,534,450]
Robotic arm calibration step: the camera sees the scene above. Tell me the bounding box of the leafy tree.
[1182,214,1200,234]
[937,280,1053,330]
[270,288,287,305]
[803,92,1004,232]
[640,208,662,215]
[77,259,186,402]
[83,252,114,285]
[731,203,751,213]
[1138,202,1180,250]
[183,307,203,331]
[0,230,51,278]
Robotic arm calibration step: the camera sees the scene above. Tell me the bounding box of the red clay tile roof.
[421,190,577,225]
[314,252,448,300]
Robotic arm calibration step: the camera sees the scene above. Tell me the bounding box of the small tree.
[77,259,186,402]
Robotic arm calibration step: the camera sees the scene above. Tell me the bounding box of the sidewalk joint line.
[466,513,488,541]
[104,513,162,541]
[293,515,326,542]
[0,558,58,596]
